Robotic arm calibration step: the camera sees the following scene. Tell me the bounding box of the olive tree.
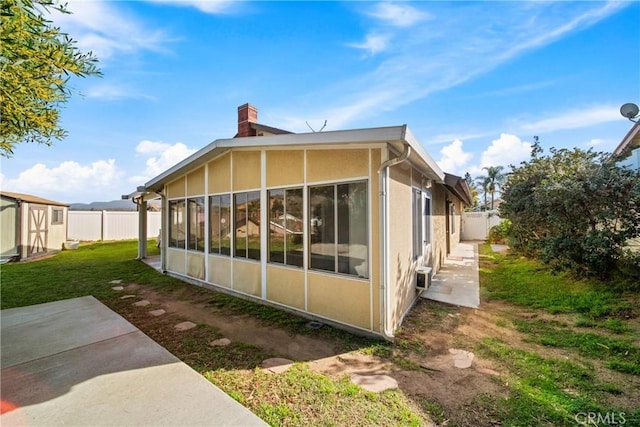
[500,147,640,279]
[1,0,101,157]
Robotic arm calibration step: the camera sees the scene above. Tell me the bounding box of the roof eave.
[140,125,446,193]
[613,121,640,158]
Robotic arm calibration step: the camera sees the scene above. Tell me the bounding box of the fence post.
[101,210,107,241]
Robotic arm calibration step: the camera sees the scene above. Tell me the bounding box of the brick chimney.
[237,103,258,137]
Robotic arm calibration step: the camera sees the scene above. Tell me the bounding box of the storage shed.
[0,191,69,261]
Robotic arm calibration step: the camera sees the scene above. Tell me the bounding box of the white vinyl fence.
[68,211,162,241]
[462,211,504,241]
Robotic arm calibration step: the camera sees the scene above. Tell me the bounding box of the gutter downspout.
[377,135,411,340]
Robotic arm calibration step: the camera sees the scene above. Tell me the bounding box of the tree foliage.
[500,147,640,279]
[464,172,480,209]
[0,0,101,157]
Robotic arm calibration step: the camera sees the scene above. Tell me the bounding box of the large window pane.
[220,195,231,255]
[169,199,185,249]
[210,195,231,255]
[310,185,336,272]
[234,193,247,257]
[187,197,205,251]
[285,188,303,267]
[234,191,260,260]
[268,189,285,264]
[337,182,368,277]
[269,188,303,267]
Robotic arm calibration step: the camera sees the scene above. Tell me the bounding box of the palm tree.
[476,176,490,211]
[477,166,505,210]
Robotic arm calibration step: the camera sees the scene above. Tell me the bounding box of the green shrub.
[488,219,512,244]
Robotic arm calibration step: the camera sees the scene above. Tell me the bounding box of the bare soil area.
[106,283,638,426]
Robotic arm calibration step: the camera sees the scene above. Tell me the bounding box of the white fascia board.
[143,126,407,191]
[613,122,640,157]
[144,143,226,191]
[140,124,445,192]
[217,125,407,148]
[403,126,445,183]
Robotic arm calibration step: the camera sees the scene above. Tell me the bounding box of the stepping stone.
[449,349,474,369]
[149,309,165,316]
[262,358,293,374]
[111,286,124,291]
[109,279,122,284]
[175,321,196,331]
[134,300,150,307]
[120,295,136,300]
[209,338,231,347]
[350,374,398,393]
[476,367,500,376]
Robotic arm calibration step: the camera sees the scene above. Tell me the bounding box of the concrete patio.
[1,296,266,427]
[421,241,480,309]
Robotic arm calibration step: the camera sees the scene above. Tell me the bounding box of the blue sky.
[2,1,639,203]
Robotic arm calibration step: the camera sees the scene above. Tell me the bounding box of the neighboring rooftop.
[0,191,68,207]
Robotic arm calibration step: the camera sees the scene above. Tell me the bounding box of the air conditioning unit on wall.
[415,266,432,290]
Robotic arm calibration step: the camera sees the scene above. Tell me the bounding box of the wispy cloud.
[84,83,156,101]
[53,1,171,61]
[147,0,238,14]
[519,105,621,133]
[347,33,391,57]
[285,2,628,130]
[366,2,432,28]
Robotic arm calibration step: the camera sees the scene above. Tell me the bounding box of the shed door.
[28,204,48,257]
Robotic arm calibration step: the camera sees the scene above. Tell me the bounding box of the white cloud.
[588,138,605,147]
[129,140,197,184]
[84,83,155,101]
[348,33,391,56]
[0,160,123,203]
[366,2,432,28]
[480,134,531,170]
[54,1,170,60]
[519,106,621,133]
[147,0,237,14]
[437,139,472,173]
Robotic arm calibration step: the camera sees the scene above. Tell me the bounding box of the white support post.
[137,200,147,259]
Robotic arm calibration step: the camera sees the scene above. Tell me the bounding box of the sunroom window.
[309,181,368,278]
[268,188,303,267]
[209,194,231,255]
[234,191,261,260]
[187,197,205,251]
[169,199,186,249]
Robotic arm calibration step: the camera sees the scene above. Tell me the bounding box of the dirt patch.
[117,283,341,361]
[104,282,638,426]
[108,283,510,425]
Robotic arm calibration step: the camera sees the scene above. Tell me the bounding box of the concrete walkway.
[1,296,267,427]
[420,241,480,308]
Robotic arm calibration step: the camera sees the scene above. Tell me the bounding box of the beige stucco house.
[128,104,471,339]
[0,191,68,261]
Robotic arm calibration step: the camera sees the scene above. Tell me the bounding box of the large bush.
[500,147,640,279]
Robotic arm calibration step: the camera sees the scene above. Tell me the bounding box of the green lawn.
[1,241,179,309]
[0,241,424,426]
[477,244,640,426]
[2,241,638,426]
